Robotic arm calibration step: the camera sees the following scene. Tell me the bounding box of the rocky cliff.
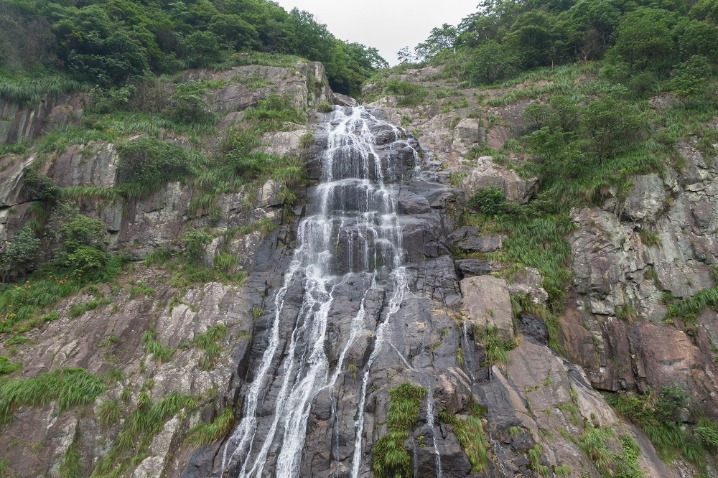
[0,58,717,478]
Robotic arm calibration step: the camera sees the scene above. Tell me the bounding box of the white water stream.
[222,106,441,478]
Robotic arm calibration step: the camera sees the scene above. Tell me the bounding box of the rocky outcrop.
[461,156,538,204]
[461,275,515,340]
[565,141,718,410]
[0,95,83,145]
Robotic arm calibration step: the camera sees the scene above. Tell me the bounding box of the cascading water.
[221,105,436,477]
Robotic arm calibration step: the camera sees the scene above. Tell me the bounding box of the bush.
[59,214,107,253]
[0,225,40,280]
[468,187,507,216]
[23,169,59,202]
[117,137,194,198]
[182,229,212,265]
[164,81,217,125]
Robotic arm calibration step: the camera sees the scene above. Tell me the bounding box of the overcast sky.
[272,0,478,65]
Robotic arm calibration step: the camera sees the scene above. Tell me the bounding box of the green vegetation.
[404,0,718,96]
[185,407,235,446]
[0,356,21,375]
[0,71,80,106]
[667,285,718,322]
[129,282,155,299]
[440,404,489,472]
[116,137,195,199]
[385,79,428,106]
[527,443,551,476]
[0,225,40,282]
[0,0,385,99]
[0,368,106,421]
[142,329,175,363]
[372,382,427,478]
[575,426,643,478]
[193,324,228,371]
[68,299,99,318]
[606,386,718,468]
[92,391,196,477]
[60,436,82,478]
[97,399,122,430]
[478,324,517,368]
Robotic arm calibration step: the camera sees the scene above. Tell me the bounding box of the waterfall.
[222,106,421,477]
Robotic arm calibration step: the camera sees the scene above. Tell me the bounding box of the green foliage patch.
[606,386,718,467]
[92,391,196,477]
[116,137,195,199]
[372,382,427,478]
[0,368,106,421]
[193,324,227,371]
[575,426,643,478]
[440,405,489,472]
[185,407,234,446]
[0,0,383,99]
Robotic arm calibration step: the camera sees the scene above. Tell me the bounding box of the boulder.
[454,259,500,277]
[461,156,538,203]
[461,275,515,341]
[457,234,502,253]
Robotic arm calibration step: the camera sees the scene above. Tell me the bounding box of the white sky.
[272,0,479,65]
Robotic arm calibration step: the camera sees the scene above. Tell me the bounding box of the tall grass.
[372,383,427,478]
[478,324,516,368]
[141,329,175,363]
[0,71,81,106]
[605,390,718,467]
[0,368,106,421]
[185,407,234,446]
[193,324,227,371]
[92,391,196,477]
[441,409,489,472]
[575,425,642,478]
[667,286,718,322]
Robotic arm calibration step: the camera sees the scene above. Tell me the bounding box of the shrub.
[385,79,428,107]
[468,187,507,216]
[0,225,40,280]
[164,81,217,125]
[182,229,212,265]
[116,137,194,198]
[243,94,307,132]
[22,169,59,202]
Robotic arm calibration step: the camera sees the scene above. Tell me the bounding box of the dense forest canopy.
[409,0,718,89]
[0,0,387,97]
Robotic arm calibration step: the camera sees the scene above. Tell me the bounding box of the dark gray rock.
[458,234,502,253]
[455,259,500,277]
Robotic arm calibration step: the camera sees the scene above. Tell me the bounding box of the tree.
[181,31,222,68]
[414,24,458,60]
[462,40,519,85]
[580,96,648,161]
[504,10,569,68]
[608,7,678,73]
[668,55,715,102]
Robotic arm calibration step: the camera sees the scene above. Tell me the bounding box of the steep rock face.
[565,142,718,411]
[3,59,718,478]
[0,60,331,477]
[0,95,83,145]
[366,65,718,476]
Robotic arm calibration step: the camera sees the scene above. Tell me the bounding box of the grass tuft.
[0,368,106,421]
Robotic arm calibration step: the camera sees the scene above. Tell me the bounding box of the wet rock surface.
[3,61,718,478]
